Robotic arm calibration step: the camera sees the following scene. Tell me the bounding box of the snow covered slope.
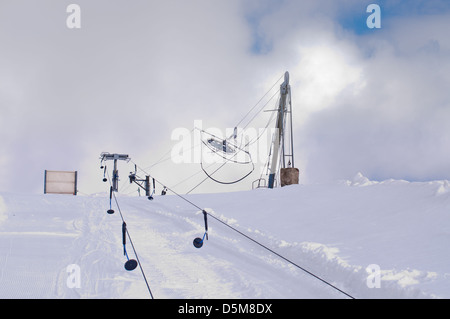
[0,174,449,299]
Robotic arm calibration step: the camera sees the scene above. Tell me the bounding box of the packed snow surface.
[0,174,449,299]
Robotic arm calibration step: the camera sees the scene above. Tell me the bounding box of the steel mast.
[268,71,296,189]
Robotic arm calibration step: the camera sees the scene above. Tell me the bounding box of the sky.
[1,0,450,195]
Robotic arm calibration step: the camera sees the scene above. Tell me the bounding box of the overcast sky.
[1,0,450,195]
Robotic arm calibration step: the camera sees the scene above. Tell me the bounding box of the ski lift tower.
[100,152,130,192]
[267,71,299,189]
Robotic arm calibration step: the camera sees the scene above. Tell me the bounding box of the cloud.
[295,10,450,183]
[1,1,450,194]
[0,1,265,194]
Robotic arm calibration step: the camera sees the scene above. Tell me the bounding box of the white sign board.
[44,170,77,195]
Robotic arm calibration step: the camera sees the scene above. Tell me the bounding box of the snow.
[0,173,449,299]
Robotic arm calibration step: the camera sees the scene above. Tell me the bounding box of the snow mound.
[350,172,373,186]
[435,180,450,196]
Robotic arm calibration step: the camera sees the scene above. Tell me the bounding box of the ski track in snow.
[0,176,449,299]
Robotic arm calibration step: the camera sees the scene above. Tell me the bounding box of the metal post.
[145,175,150,197]
[74,171,78,195]
[113,158,119,192]
[268,71,289,189]
[288,90,295,168]
[44,170,47,194]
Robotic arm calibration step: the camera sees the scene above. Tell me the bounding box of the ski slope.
[0,173,449,299]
